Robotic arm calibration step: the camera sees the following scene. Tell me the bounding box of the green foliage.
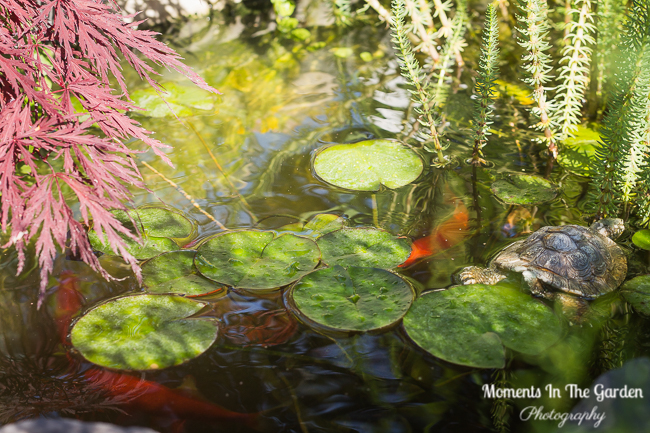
[470,4,500,165]
[390,0,444,163]
[552,0,596,142]
[591,1,650,220]
[516,0,555,152]
[431,0,467,107]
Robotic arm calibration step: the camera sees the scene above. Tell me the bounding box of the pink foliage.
[0,0,218,302]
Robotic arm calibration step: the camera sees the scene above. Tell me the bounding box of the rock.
[0,419,159,433]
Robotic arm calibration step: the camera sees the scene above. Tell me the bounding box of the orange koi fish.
[53,271,260,430]
[399,202,470,267]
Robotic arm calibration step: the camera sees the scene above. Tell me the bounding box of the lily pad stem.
[371,193,379,227]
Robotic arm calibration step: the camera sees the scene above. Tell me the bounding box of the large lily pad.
[277,213,346,238]
[195,231,320,290]
[88,231,178,260]
[317,228,411,269]
[621,275,650,315]
[71,295,217,370]
[142,251,223,297]
[403,284,563,368]
[131,206,195,240]
[313,139,423,191]
[557,126,601,177]
[289,265,414,332]
[491,174,557,205]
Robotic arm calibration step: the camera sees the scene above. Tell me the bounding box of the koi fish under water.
[53,271,260,430]
[399,203,470,267]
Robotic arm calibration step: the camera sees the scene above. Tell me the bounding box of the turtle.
[458,218,627,300]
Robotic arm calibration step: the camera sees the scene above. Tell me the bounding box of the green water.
[1,12,650,433]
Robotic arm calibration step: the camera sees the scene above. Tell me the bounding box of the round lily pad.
[491,174,557,205]
[403,284,563,368]
[313,139,424,191]
[289,265,414,332]
[303,214,346,237]
[195,231,320,290]
[317,228,411,269]
[632,230,650,250]
[71,295,217,370]
[621,275,650,315]
[142,251,223,296]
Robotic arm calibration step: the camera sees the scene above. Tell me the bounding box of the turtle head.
[590,218,625,240]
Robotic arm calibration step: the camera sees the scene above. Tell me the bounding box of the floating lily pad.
[88,231,178,260]
[71,295,217,370]
[277,214,346,238]
[403,284,563,368]
[289,265,414,332]
[195,231,320,290]
[557,126,601,177]
[303,214,346,237]
[491,174,557,205]
[89,206,196,259]
[313,139,423,191]
[632,230,650,251]
[142,251,223,296]
[621,275,650,315]
[317,228,411,269]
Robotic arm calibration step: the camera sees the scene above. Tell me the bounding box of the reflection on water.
[1,10,650,433]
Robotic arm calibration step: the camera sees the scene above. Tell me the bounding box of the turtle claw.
[457,266,506,285]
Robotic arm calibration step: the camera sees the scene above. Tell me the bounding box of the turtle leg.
[522,271,553,298]
[458,266,506,285]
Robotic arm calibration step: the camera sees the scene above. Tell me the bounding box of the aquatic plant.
[390,0,444,163]
[516,0,556,154]
[470,4,500,166]
[591,0,650,219]
[0,0,217,301]
[551,0,596,146]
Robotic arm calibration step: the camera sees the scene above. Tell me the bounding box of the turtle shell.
[491,225,627,299]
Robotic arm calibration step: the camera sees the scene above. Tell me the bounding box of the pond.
[1,7,650,433]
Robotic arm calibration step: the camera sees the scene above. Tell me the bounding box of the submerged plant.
[470,4,500,166]
[0,0,217,300]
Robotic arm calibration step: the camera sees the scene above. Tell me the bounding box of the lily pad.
[88,231,178,260]
[621,275,650,315]
[71,295,217,370]
[195,231,320,290]
[491,174,557,205]
[289,265,414,332]
[317,228,411,269]
[89,206,196,259]
[403,284,563,368]
[557,126,601,177]
[313,139,423,191]
[632,229,650,250]
[142,251,223,297]
[277,213,346,238]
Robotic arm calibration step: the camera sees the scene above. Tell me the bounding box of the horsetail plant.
[516,0,556,155]
[552,0,596,150]
[471,4,500,166]
[593,0,626,106]
[390,0,445,164]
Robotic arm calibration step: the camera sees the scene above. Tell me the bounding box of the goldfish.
[53,271,260,431]
[399,202,470,267]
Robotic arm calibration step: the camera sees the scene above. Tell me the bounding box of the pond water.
[1,11,650,433]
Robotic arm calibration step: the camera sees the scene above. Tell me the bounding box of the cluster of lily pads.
[73,139,568,372]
